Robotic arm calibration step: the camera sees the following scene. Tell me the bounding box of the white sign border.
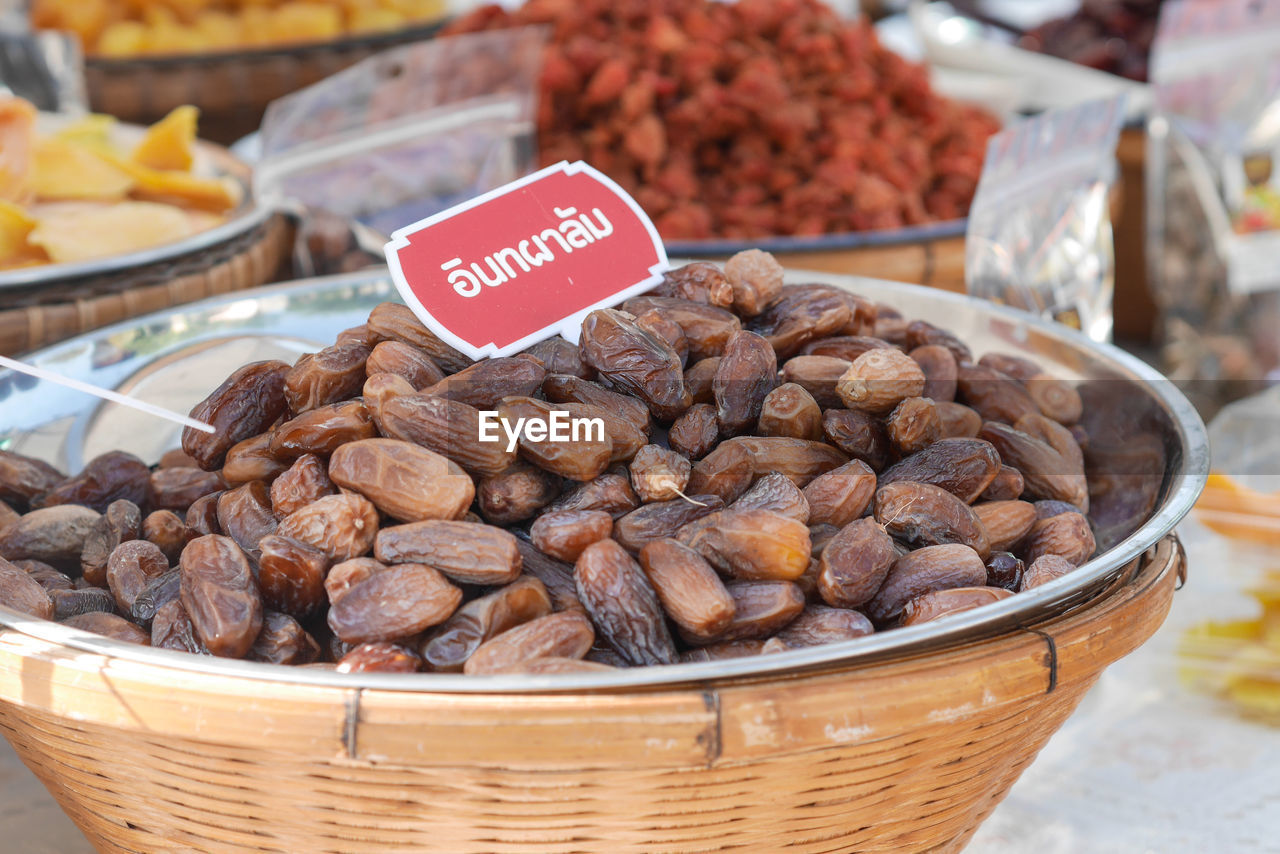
[384,160,670,360]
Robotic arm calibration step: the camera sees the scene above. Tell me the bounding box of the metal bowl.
[663,218,966,258]
[0,114,268,295]
[0,268,1208,692]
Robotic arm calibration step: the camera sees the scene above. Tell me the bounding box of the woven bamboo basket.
[86,21,446,145]
[0,534,1182,854]
[0,214,293,356]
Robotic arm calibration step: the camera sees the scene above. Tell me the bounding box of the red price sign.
[385,160,669,360]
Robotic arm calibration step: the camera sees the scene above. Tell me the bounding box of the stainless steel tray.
[0,114,269,294]
[0,269,1208,693]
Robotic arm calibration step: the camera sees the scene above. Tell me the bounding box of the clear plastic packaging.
[253,26,546,276]
[1147,0,1280,418]
[965,94,1127,342]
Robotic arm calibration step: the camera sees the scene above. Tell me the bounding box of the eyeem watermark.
[478,410,606,452]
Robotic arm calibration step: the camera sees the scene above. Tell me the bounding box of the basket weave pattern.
[0,215,293,356]
[0,536,1181,853]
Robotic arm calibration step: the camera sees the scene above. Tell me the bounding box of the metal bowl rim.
[0,269,1209,694]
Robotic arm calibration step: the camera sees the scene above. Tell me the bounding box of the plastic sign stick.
[385,160,669,361]
[0,354,215,433]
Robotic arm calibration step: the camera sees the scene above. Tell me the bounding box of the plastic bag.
[254,26,546,277]
[965,94,1127,342]
[1147,0,1280,418]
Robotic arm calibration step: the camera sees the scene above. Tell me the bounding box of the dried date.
[326,558,462,644]
[574,539,676,665]
[179,534,263,658]
[182,360,290,471]
[330,438,475,523]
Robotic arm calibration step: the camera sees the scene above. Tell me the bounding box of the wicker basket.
[0,534,1183,853]
[0,214,293,356]
[86,22,446,145]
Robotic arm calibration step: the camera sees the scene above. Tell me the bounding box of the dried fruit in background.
[547,473,638,519]
[270,399,376,458]
[221,434,288,485]
[106,540,168,613]
[1021,512,1096,567]
[0,450,64,508]
[249,612,321,666]
[1021,553,1075,590]
[979,465,1025,502]
[150,467,224,513]
[338,642,422,674]
[974,500,1036,553]
[781,355,851,409]
[497,397,613,481]
[821,409,890,470]
[705,581,805,644]
[421,356,546,409]
[377,391,517,478]
[63,612,150,645]
[216,480,277,562]
[724,250,784,317]
[658,262,733,307]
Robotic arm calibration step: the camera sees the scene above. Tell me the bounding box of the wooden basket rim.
[0,535,1181,700]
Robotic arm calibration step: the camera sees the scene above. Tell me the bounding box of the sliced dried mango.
[108,156,242,212]
[0,200,38,265]
[0,97,36,203]
[54,113,119,155]
[132,105,198,171]
[27,201,195,264]
[30,138,135,201]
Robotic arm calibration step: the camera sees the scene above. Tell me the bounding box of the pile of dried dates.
[446,0,999,240]
[0,251,1099,675]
